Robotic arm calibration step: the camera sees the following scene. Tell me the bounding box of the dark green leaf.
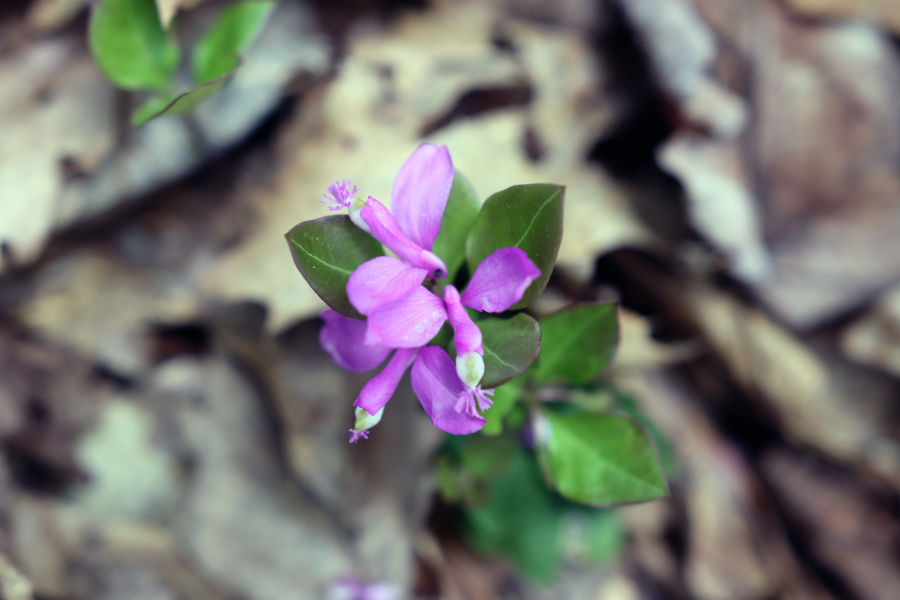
[481,378,523,436]
[532,304,618,385]
[466,183,564,309]
[537,409,668,506]
[433,172,480,285]
[473,313,541,387]
[465,451,563,582]
[89,0,180,91]
[191,0,274,84]
[285,216,383,319]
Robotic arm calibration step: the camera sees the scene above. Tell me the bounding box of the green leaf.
[472,313,541,387]
[464,450,563,582]
[537,409,668,506]
[285,216,383,319]
[191,0,274,84]
[532,304,618,386]
[433,172,480,285]
[129,68,236,125]
[615,393,678,477]
[466,183,564,309]
[131,94,172,126]
[481,378,523,436]
[89,0,180,91]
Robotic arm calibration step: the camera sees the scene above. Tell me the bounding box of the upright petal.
[319,309,391,372]
[364,286,447,348]
[354,348,417,415]
[391,144,454,251]
[411,346,486,435]
[460,247,541,312]
[360,197,447,278]
[443,285,483,355]
[347,256,428,316]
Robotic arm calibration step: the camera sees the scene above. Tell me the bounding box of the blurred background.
[1,0,899,598]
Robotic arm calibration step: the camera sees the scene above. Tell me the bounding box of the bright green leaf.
[538,409,668,506]
[481,378,523,436]
[532,304,618,385]
[191,0,274,84]
[466,183,564,309]
[285,216,383,319]
[433,172,480,286]
[472,313,541,387]
[131,94,172,126]
[89,0,180,91]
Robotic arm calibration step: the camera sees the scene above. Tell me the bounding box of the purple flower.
[319,144,540,441]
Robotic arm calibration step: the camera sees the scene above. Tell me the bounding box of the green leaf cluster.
[437,439,624,583]
[89,0,274,125]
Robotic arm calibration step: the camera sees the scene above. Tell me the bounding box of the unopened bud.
[455,352,484,389]
[354,406,383,430]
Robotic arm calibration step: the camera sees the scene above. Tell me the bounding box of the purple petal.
[354,348,416,415]
[364,286,447,348]
[411,346,485,435]
[443,285,482,355]
[347,256,428,316]
[391,144,454,251]
[360,197,448,278]
[319,309,391,372]
[461,247,541,312]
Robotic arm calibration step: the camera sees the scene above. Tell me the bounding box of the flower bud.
[349,406,384,444]
[455,351,484,390]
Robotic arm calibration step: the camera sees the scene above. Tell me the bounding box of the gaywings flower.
[318,144,539,442]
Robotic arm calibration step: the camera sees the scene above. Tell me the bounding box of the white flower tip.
[455,352,484,389]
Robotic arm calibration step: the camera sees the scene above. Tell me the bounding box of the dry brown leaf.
[26,0,90,32]
[0,35,115,271]
[684,280,900,489]
[841,285,900,378]
[658,134,769,283]
[617,371,832,600]
[784,0,900,35]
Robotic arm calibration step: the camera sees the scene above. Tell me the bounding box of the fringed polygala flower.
[319,143,539,442]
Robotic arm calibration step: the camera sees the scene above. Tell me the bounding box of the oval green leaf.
[191,0,274,84]
[285,216,383,319]
[475,313,541,387]
[537,409,668,506]
[531,304,618,385]
[432,172,480,286]
[465,183,563,309]
[89,0,180,91]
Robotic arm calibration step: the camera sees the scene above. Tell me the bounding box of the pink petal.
[411,346,486,435]
[319,309,391,372]
[354,348,417,415]
[364,286,447,348]
[443,285,483,355]
[360,197,448,278]
[347,256,428,316]
[460,247,541,312]
[391,144,454,251]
